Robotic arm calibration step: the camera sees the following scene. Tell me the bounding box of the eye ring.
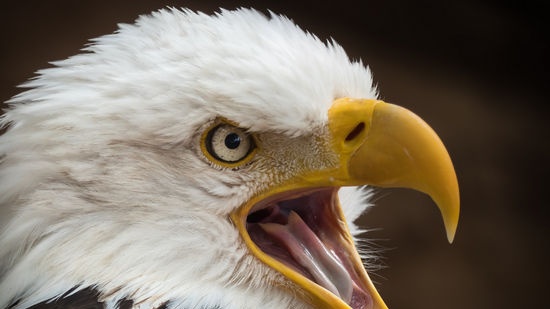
[201,121,257,167]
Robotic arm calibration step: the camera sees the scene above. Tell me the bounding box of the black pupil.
[225,133,241,149]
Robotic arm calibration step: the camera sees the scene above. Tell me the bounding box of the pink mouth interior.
[246,188,373,309]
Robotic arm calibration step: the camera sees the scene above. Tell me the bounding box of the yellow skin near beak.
[231,98,459,308]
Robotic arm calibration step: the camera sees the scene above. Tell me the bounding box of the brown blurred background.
[1,1,547,308]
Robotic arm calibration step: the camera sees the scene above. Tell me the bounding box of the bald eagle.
[0,8,459,309]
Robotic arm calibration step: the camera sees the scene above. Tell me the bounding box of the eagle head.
[0,8,459,309]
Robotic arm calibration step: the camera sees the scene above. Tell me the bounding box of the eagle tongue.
[259,211,353,303]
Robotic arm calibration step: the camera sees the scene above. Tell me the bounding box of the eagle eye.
[202,122,256,166]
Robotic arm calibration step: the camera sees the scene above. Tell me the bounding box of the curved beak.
[231,97,460,309]
[328,97,459,242]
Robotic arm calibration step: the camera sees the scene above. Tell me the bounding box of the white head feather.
[0,8,377,309]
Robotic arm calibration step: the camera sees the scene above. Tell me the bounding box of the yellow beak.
[231,97,459,309]
[328,98,459,243]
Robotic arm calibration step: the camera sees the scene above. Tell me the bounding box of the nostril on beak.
[345,122,365,142]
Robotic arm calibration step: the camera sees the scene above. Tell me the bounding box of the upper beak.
[328,97,459,242]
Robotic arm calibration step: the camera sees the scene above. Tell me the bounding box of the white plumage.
[0,8,376,309]
[0,7,460,309]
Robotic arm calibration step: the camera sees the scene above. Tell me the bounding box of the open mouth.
[229,98,459,309]
[245,188,373,309]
